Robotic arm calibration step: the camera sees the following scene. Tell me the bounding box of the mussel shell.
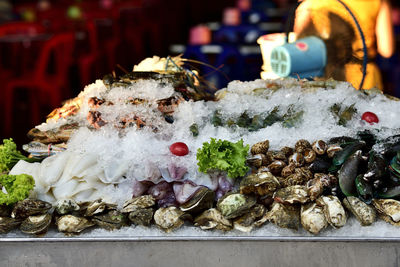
[0,217,23,234]
[92,210,127,230]
[20,214,52,235]
[308,157,330,173]
[56,215,95,233]
[355,175,373,204]
[338,150,363,197]
[332,141,365,167]
[11,199,52,219]
[128,208,154,226]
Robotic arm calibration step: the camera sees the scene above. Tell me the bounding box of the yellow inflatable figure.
[294,0,395,91]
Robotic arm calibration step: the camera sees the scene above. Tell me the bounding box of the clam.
[180,187,215,214]
[372,199,400,225]
[11,199,52,219]
[0,217,22,234]
[281,163,296,178]
[216,193,256,219]
[20,214,52,235]
[194,208,232,231]
[267,160,286,175]
[128,208,154,226]
[317,196,347,228]
[240,171,280,197]
[55,199,80,215]
[312,140,327,155]
[92,210,127,230]
[266,202,300,230]
[273,185,310,204]
[303,149,316,163]
[57,215,95,233]
[343,197,376,226]
[295,139,311,153]
[233,204,266,232]
[301,203,328,235]
[250,140,269,155]
[288,153,304,167]
[121,195,156,213]
[154,206,187,232]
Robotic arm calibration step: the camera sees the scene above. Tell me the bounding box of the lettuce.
[197,138,249,178]
[0,174,35,205]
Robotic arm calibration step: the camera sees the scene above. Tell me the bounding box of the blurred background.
[0,0,399,148]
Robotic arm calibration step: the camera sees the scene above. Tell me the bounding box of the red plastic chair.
[3,33,76,136]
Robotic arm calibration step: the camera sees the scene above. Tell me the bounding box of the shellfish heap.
[5,56,400,237]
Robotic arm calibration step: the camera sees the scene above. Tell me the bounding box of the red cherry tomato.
[361,112,379,124]
[169,142,189,156]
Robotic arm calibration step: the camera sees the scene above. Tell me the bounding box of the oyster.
[55,199,80,215]
[301,203,328,235]
[0,217,22,234]
[92,210,127,230]
[128,208,154,226]
[56,215,95,233]
[343,197,376,226]
[317,196,347,228]
[216,193,256,219]
[194,208,232,231]
[180,187,215,214]
[121,195,156,213]
[154,206,186,232]
[240,172,280,197]
[266,202,300,230]
[273,185,310,204]
[11,199,52,219]
[20,214,52,235]
[372,199,400,224]
[233,204,266,232]
[83,199,117,217]
[250,140,269,155]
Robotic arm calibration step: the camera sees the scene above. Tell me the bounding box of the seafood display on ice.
[2,55,400,237]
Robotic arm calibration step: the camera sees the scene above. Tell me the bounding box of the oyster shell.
[240,172,280,197]
[56,215,95,233]
[250,140,269,155]
[273,185,310,204]
[216,193,256,219]
[55,199,80,215]
[121,195,156,213]
[194,208,232,231]
[154,206,186,232]
[372,199,400,224]
[128,208,154,226]
[266,202,300,230]
[20,214,52,235]
[0,217,22,234]
[92,210,127,230]
[317,196,347,228]
[179,187,215,214]
[233,204,266,232]
[11,199,52,219]
[343,197,376,226]
[83,199,117,217]
[300,203,327,235]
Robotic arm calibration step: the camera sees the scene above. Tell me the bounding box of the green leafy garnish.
[0,138,39,174]
[197,138,249,178]
[0,174,35,205]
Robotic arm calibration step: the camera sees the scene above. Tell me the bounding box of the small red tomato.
[361,111,379,124]
[169,142,189,156]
